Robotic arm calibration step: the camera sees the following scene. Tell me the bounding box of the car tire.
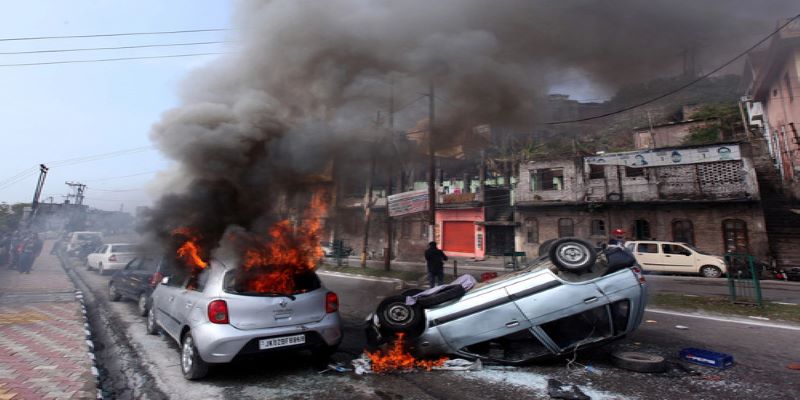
[549,238,597,273]
[611,351,667,373]
[376,295,424,336]
[146,307,159,335]
[137,293,149,316]
[700,265,723,278]
[108,282,122,301]
[181,332,209,380]
[98,263,105,275]
[538,238,558,256]
[416,285,466,308]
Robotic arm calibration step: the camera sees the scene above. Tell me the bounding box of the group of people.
[0,231,44,274]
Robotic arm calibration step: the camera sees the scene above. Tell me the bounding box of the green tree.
[0,203,28,233]
[682,103,742,146]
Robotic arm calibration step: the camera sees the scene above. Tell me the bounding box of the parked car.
[66,231,104,256]
[86,243,139,275]
[365,237,647,364]
[146,259,342,380]
[625,240,727,278]
[108,256,170,316]
[321,241,353,258]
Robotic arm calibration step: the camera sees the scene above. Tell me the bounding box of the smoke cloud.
[145,0,797,251]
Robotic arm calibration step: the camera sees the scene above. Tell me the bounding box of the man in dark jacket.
[424,241,448,288]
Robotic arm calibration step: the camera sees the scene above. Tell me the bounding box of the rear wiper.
[238,291,296,301]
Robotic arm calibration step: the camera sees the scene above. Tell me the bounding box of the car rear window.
[223,268,321,296]
[111,245,137,253]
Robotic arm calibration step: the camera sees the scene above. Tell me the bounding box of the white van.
[625,240,727,278]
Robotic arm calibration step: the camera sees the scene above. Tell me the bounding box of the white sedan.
[86,243,139,275]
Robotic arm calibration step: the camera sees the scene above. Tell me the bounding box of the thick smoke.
[145,0,797,252]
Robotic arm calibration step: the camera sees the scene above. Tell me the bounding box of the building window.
[400,220,411,238]
[530,168,564,191]
[588,164,605,180]
[590,219,606,236]
[672,220,694,245]
[722,219,749,253]
[625,166,644,177]
[525,218,539,243]
[558,218,574,237]
[632,219,651,240]
[636,243,658,253]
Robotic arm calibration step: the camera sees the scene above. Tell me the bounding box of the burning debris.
[363,333,448,374]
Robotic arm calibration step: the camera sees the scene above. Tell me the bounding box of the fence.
[724,253,763,307]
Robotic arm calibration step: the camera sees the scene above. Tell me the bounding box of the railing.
[723,253,763,307]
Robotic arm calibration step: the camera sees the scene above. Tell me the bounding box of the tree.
[682,103,742,146]
[0,203,28,233]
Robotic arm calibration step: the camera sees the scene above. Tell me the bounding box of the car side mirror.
[160,276,170,285]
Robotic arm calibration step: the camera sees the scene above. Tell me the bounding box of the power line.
[0,41,230,55]
[0,28,228,42]
[84,170,159,182]
[546,13,800,125]
[0,52,227,68]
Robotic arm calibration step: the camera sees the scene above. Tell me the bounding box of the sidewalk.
[0,247,96,399]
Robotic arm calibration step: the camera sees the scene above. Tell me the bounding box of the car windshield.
[110,245,137,253]
[223,268,321,296]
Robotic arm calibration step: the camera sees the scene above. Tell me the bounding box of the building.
[514,143,769,260]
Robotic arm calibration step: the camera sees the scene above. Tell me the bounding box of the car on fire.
[365,237,647,364]
[146,259,342,380]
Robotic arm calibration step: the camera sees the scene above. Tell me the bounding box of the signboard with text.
[585,144,741,168]
[387,189,429,217]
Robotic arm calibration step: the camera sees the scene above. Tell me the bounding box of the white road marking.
[646,308,800,331]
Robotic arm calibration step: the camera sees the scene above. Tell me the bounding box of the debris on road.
[318,363,352,374]
[433,358,482,371]
[546,378,590,400]
[360,333,448,374]
[679,348,735,369]
[610,351,667,373]
[675,325,690,330]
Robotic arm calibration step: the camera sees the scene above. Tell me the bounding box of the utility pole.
[385,80,395,271]
[361,111,380,269]
[65,181,87,205]
[28,164,49,225]
[427,81,436,242]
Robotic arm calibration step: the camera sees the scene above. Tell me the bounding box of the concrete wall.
[633,120,714,150]
[762,47,800,198]
[516,159,583,203]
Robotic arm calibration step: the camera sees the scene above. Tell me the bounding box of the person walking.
[424,241,448,288]
[18,233,43,274]
[609,228,627,247]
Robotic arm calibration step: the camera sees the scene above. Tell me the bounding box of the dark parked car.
[108,256,170,316]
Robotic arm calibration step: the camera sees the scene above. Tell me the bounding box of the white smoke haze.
[145,0,798,248]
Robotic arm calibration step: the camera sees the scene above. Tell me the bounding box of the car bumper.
[193,312,342,363]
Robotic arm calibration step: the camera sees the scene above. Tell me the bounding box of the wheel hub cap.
[387,304,410,322]
[558,244,588,267]
[182,339,193,372]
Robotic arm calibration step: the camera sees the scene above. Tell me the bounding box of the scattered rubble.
[546,378,591,400]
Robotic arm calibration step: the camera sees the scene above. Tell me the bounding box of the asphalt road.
[645,274,800,303]
[65,255,800,400]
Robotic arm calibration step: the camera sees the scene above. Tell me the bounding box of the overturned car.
[366,238,647,364]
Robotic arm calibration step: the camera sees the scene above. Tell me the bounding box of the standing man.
[424,241,448,288]
[18,233,43,274]
[609,228,627,247]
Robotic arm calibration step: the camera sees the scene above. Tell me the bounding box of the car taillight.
[631,266,646,284]
[207,300,229,324]
[108,254,117,262]
[325,292,339,313]
[149,272,164,287]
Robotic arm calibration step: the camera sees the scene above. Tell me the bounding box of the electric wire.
[0,28,228,42]
[0,41,230,56]
[0,52,227,68]
[545,13,800,125]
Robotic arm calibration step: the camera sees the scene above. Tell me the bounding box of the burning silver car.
[147,259,342,380]
[366,238,647,364]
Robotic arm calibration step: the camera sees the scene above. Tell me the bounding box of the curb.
[317,270,406,291]
[58,254,104,400]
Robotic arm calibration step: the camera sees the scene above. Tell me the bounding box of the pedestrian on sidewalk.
[0,232,9,266]
[424,241,448,288]
[18,233,43,274]
[9,231,24,270]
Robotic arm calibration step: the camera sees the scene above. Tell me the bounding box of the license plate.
[259,334,305,350]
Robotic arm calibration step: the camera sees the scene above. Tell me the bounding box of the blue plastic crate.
[679,347,734,369]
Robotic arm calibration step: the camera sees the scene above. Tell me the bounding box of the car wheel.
[181,332,209,380]
[416,285,466,308]
[376,295,424,336]
[146,307,159,335]
[137,293,149,316]
[611,351,667,373]
[98,263,105,275]
[108,282,121,301]
[700,265,723,278]
[549,238,597,273]
[86,260,93,271]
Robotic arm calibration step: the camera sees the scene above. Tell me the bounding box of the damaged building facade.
[514,142,769,259]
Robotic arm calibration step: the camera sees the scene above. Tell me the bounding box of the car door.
[152,277,183,340]
[661,243,694,273]
[172,270,211,330]
[633,242,662,272]
[88,245,107,268]
[116,258,141,299]
[508,271,607,328]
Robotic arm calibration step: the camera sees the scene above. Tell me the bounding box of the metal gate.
[442,221,474,253]
[724,253,763,306]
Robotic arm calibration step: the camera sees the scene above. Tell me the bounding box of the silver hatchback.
[147,260,342,380]
[367,238,648,364]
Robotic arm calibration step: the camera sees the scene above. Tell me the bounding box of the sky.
[0,1,232,212]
